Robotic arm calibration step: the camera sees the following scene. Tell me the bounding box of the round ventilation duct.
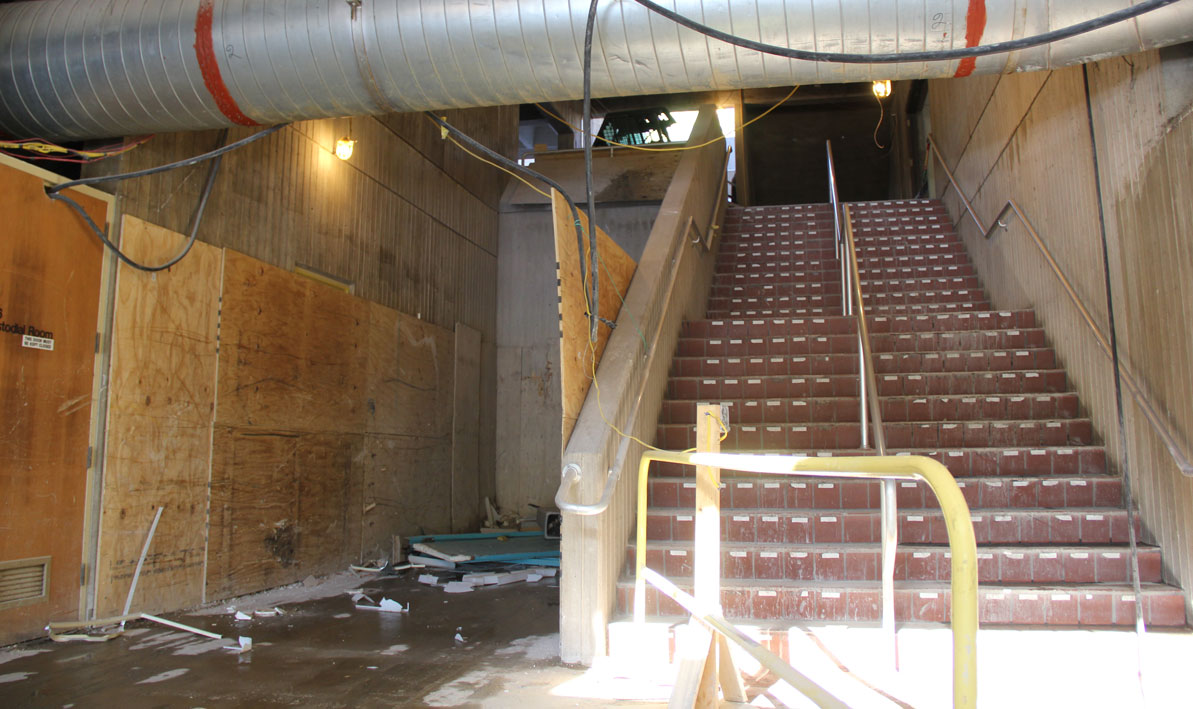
[1,0,1191,140]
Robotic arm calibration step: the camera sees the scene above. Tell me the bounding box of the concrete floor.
[0,571,662,708]
[2,570,1191,708]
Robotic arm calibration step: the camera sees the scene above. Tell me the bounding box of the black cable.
[582,0,601,343]
[631,0,1181,64]
[46,124,286,195]
[1082,66,1146,641]
[48,128,238,272]
[424,112,595,336]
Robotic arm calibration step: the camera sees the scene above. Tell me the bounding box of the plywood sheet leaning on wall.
[552,190,636,446]
[96,216,222,617]
[361,302,455,558]
[0,163,107,645]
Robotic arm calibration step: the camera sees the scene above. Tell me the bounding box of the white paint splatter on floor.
[0,672,35,684]
[380,644,409,655]
[494,635,557,662]
[172,637,233,656]
[136,668,190,684]
[422,669,495,707]
[0,648,49,666]
[129,631,192,651]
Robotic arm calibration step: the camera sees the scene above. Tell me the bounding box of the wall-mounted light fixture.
[872,80,892,99]
[335,136,355,160]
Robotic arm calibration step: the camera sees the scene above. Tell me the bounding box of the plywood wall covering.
[92,106,515,528]
[209,250,456,597]
[96,217,222,617]
[929,52,1193,619]
[0,166,107,645]
[552,190,637,447]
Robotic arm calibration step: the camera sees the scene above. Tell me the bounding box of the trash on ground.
[225,636,252,653]
[352,594,410,613]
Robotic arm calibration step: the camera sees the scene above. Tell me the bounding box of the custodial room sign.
[0,306,56,351]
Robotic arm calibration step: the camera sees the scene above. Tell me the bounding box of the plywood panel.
[218,249,367,434]
[95,217,222,617]
[0,166,106,644]
[452,323,482,532]
[360,434,453,559]
[553,190,637,446]
[206,427,364,599]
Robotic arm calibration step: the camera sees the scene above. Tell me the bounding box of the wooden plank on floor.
[96,216,222,617]
[552,190,636,448]
[452,323,482,532]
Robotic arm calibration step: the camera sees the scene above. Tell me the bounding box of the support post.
[670,405,744,706]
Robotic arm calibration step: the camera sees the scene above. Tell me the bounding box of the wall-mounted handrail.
[555,462,621,515]
[827,141,898,667]
[925,135,1192,478]
[632,449,978,709]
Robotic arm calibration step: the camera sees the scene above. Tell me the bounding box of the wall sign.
[0,307,56,351]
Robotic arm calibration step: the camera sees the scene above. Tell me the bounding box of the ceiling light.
[335,136,355,160]
[872,80,892,99]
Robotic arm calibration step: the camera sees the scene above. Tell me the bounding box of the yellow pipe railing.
[634,450,978,708]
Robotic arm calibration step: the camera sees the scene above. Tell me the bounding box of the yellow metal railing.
[634,449,979,708]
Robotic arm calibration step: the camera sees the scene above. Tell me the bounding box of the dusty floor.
[2,570,1191,708]
[0,571,663,708]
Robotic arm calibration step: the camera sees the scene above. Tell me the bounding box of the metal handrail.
[827,140,899,667]
[555,462,621,515]
[632,449,978,709]
[926,135,1192,478]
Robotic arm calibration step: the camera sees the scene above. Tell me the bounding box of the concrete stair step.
[643,507,1139,546]
[615,580,1187,626]
[676,327,1049,357]
[625,542,1161,585]
[647,447,1106,478]
[665,369,1068,400]
[680,310,1038,339]
[646,474,1120,510]
[656,418,1094,450]
[660,392,1080,424]
[669,349,1058,378]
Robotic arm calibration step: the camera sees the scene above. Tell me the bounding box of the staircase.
[619,198,1186,629]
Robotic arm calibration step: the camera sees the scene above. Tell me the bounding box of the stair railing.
[826,141,900,667]
[632,448,979,708]
[925,135,1191,478]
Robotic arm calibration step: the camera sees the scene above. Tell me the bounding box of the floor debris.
[352,594,410,613]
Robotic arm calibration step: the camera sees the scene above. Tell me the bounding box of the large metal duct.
[2,0,1192,140]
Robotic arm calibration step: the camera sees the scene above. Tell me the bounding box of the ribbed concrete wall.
[929,49,1193,620]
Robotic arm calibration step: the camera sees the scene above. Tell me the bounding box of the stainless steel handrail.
[926,135,1192,478]
[825,141,898,667]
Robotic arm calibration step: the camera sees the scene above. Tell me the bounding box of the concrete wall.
[928,48,1193,618]
[496,204,660,514]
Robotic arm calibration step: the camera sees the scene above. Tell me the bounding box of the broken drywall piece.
[253,608,283,618]
[378,598,409,612]
[233,611,252,621]
[225,636,252,654]
[417,574,440,586]
[353,594,410,613]
[444,582,474,593]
